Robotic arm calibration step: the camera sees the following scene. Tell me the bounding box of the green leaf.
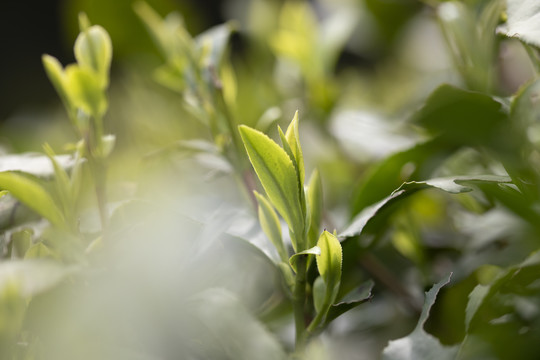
[324,279,374,326]
[254,191,288,263]
[498,0,540,48]
[341,175,512,241]
[316,230,342,306]
[306,169,322,249]
[42,55,75,116]
[65,65,108,117]
[412,84,507,147]
[0,172,64,229]
[465,284,490,332]
[278,126,301,189]
[313,276,326,314]
[239,125,304,247]
[350,139,456,216]
[465,250,540,333]
[284,111,305,186]
[382,273,458,360]
[74,24,112,88]
[289,246,321,273]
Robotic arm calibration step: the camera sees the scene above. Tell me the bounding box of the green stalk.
[85,115,109,232]
[93,159,108,231]
[293,254,308,350]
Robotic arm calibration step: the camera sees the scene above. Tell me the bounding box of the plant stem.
[293,255,308,350]
[93,159,108,231]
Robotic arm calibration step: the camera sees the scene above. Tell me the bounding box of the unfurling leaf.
[65,65,108,117]
[74,22,112,88]
[306,169,322,249]
[284,111,305,185]
[42,55,75,116]
[239,125,304,249]
[316,230,342,310]
[289,246,320,273]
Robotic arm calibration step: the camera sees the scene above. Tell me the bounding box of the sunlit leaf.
[306,169,322,249]
[382,273,458,360]
[42,55,75,116]
[289,246,320,273]
[65,65,108,117]
[74,23,112,88]
[284,111,305,185]
[239,125,304,247]
[316,230,342,307]
[0,172,64,229]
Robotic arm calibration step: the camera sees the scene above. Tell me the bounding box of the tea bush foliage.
[1,0,540,359]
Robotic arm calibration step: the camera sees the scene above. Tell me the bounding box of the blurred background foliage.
[1,0,540,359]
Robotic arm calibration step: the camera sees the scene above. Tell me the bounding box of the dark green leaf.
[412,84,508,147]
[342,175,512,241]
[324,279,374,325]
[350,138,457,216]
[382,273,458,360]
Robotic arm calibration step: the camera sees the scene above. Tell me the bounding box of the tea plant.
[1,0,540,359]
